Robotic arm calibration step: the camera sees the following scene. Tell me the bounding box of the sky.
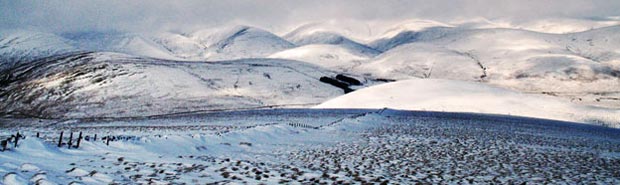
[1,0,619,33]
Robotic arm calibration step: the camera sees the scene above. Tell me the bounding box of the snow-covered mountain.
[317,79,620,127]
[284,29,379,56]
[190,25,296,60]
[355,25,620,108]
[282,21,378,44]
[268,44,371,71]
[512,18,620,34]
[2,25,297,64]
[1,19,619,121]
[375,19,455,41]
[0,52,346,118]
[0,29,79,71]
[274,26,381,71]
[369,26,456,52]
[61,26,297,61]
[61,31,182,60]
[353,43,485,81]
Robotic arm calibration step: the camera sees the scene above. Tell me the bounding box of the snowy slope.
[283,21,378,44]
[513,18,620,34]
[2,25,296,63]
[1,109,619,184]
[0,52,343,118]
[284,30,379,56]
[268,44,371,71]
[0,29,79,70]
[376,19,455,40]
[147,32,206,60]
[316,79,620,126]
[354,43,484,80]
[1,20,619,119]
[356,26,620,108]
[62,32,181,60]
[278,24,383,71]
[369,26,456,52]
[190,25,296,60]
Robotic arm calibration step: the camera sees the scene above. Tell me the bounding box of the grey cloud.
[1,0,619,33]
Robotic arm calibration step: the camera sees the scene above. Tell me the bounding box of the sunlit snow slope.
[317,79,620,127]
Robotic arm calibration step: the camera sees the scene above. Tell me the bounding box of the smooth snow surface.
[317,79,620,127]
[268,44,370,70]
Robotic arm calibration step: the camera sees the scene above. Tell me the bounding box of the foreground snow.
[317,79,620,127]
[0,109,619,184]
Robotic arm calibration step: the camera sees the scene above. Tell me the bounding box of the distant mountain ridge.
[1,19,619,120]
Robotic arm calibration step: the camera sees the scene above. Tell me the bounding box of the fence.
[1,121,322,152]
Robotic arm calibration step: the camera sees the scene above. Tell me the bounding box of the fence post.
[106,136,110,146]
[94,134,97,141]
[14,132,20,148]
[68,132,73,149]
[58,131,64,147]
[76,132,83,149]
[36,132,40,138]
[1,140,6,151]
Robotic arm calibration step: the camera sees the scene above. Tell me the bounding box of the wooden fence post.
[76,132,83,149]
[14,132,20,148]
[68,132,73,149]
[58,131,63,147]
[1,140,7,151]
[94,134,97,141]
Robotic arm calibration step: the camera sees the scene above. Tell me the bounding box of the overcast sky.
[1,0,619,33]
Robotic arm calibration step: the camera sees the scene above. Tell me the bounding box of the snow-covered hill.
[355,26,620,108]
[268,44,371,71]
[1,20,619,120]
[353,43,484,81]
[284,30,379,56]
[62,32,181,60]
[283,21,378,44]
[317,79,620,127]
[276,27,381,71]
[60,26,296,61]
[190,25,296,60]
[1,25,296,65]
[375,19,455,41]
[512,18,620,34]
[0,29,79,71]
[0,52,344,118]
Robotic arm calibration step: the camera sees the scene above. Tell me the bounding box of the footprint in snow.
[29,172,46,182]
[80,171,114,184]
[65,167,90,177]
[3,172,26,185]
[20,163,40,172]
[30,172,56,185]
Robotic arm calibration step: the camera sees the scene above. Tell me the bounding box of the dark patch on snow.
[374,78,396,82]
[319,76,354,94]
[335,74,361,86]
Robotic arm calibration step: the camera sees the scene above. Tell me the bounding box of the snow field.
[1,109,619,184]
